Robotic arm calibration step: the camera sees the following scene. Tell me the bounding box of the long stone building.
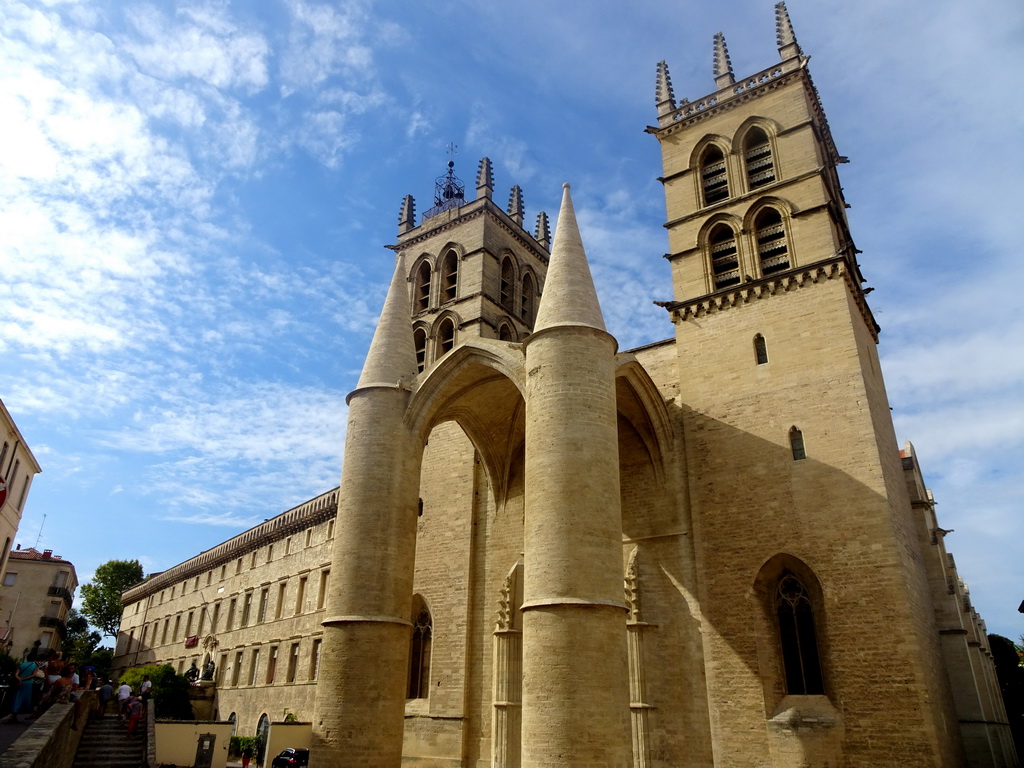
[112,7,1016,767]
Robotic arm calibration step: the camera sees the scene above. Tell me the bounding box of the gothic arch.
[432,310,461,360]
[744,198,795,277]
[409,254,435,313]
[405,338,528,510]
[752,553,830,710]
[689,135,734,207]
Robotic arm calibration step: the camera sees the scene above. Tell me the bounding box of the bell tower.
[647,4,966,766]
[394,154,550,374]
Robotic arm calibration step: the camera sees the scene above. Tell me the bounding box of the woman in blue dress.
[7,661,39,722]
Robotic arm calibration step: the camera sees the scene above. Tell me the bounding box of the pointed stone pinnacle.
[533,183,606,333]
[398,195,415,234]
[775,2,803,59]
[534,211,551,251]
[656,60,677,117]
[713,32,735,89]
[356,252,417,389]
[507,185,525,226]
[476,157,494,200]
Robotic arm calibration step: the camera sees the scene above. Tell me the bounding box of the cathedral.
[113,5,1015,767]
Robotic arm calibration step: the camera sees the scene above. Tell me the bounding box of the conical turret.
[355,253,417,390]
[533,184,606,333]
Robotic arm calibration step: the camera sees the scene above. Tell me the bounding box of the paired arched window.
[755,208,790,275]
[744,127,776,189]
[709,224,740,289]
[754,334,768,365]
[775,572,824,694]
[441,250,458,303]
[521,273,534,325]
[700,145,730,205]
[415,261,431,312]
[413,327,427,373]
[436,318,456,357]
[407,600,432,699]
[789,426,806,460]
[499,257,515,312]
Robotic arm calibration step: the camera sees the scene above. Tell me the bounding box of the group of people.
[97,675,150,735]
[5,651,95,724]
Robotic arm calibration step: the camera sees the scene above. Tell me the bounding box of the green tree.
[63,609,101,665]
[79,559,144,638]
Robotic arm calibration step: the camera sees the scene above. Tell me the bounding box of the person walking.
[5,660,40,722]
[116,680,131,720]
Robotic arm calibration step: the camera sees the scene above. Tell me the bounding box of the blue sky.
[1,0,1022,641]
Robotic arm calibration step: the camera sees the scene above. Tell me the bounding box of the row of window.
[707,206,790,290]
[123,570,330,655]
[135,520,335,612]
[0,441,31,511]
[697,125,777,207]
[412,250,537,324]
[219,636,322,688]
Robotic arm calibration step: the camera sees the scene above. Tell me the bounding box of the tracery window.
[407,602,432,699]
[441,250,458,303]
[700,145,730,205]
[744,127,776,189]
[775,572,824,694]
[709,223,740,289]
[415,261,431,312]
[755,208,790,275]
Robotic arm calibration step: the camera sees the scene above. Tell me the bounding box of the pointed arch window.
[776,572,824,694]
[407,602,432,699]
[413,327,427,373]
[754,334,768,365]
[744,127,776,189]
[789,426,806,460]
[415,261,431,312]
[499,257,515,311]
[755,208,790,275]
[521,273,534,325]
[441,250,458,303]
[700,145,730,205]
[498,323,514,342]
[709,224,740,289]
[436,317,456,356]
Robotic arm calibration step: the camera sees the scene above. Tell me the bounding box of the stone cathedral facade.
[113,7,1015,768]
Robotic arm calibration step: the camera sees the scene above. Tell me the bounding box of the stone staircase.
[72,713,145,768]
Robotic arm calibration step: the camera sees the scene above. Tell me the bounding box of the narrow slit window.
[414,328,427,373]
[521,273,534,324]
[755,208,790,275]
[441,250,458,302]
[499,258,515,311]
[776,572,824,694]
[754,334,768,365]
[407,604,432,699]
[437,318,456,356]
[744,128,776,189]
[790,427,806,460]
[415,261,431,312]
[709,224,740,289]
[700,145,730,205]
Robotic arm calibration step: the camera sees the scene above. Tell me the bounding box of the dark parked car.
[271,748,309,767]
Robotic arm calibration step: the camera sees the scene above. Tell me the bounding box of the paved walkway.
[0,718,34,754]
